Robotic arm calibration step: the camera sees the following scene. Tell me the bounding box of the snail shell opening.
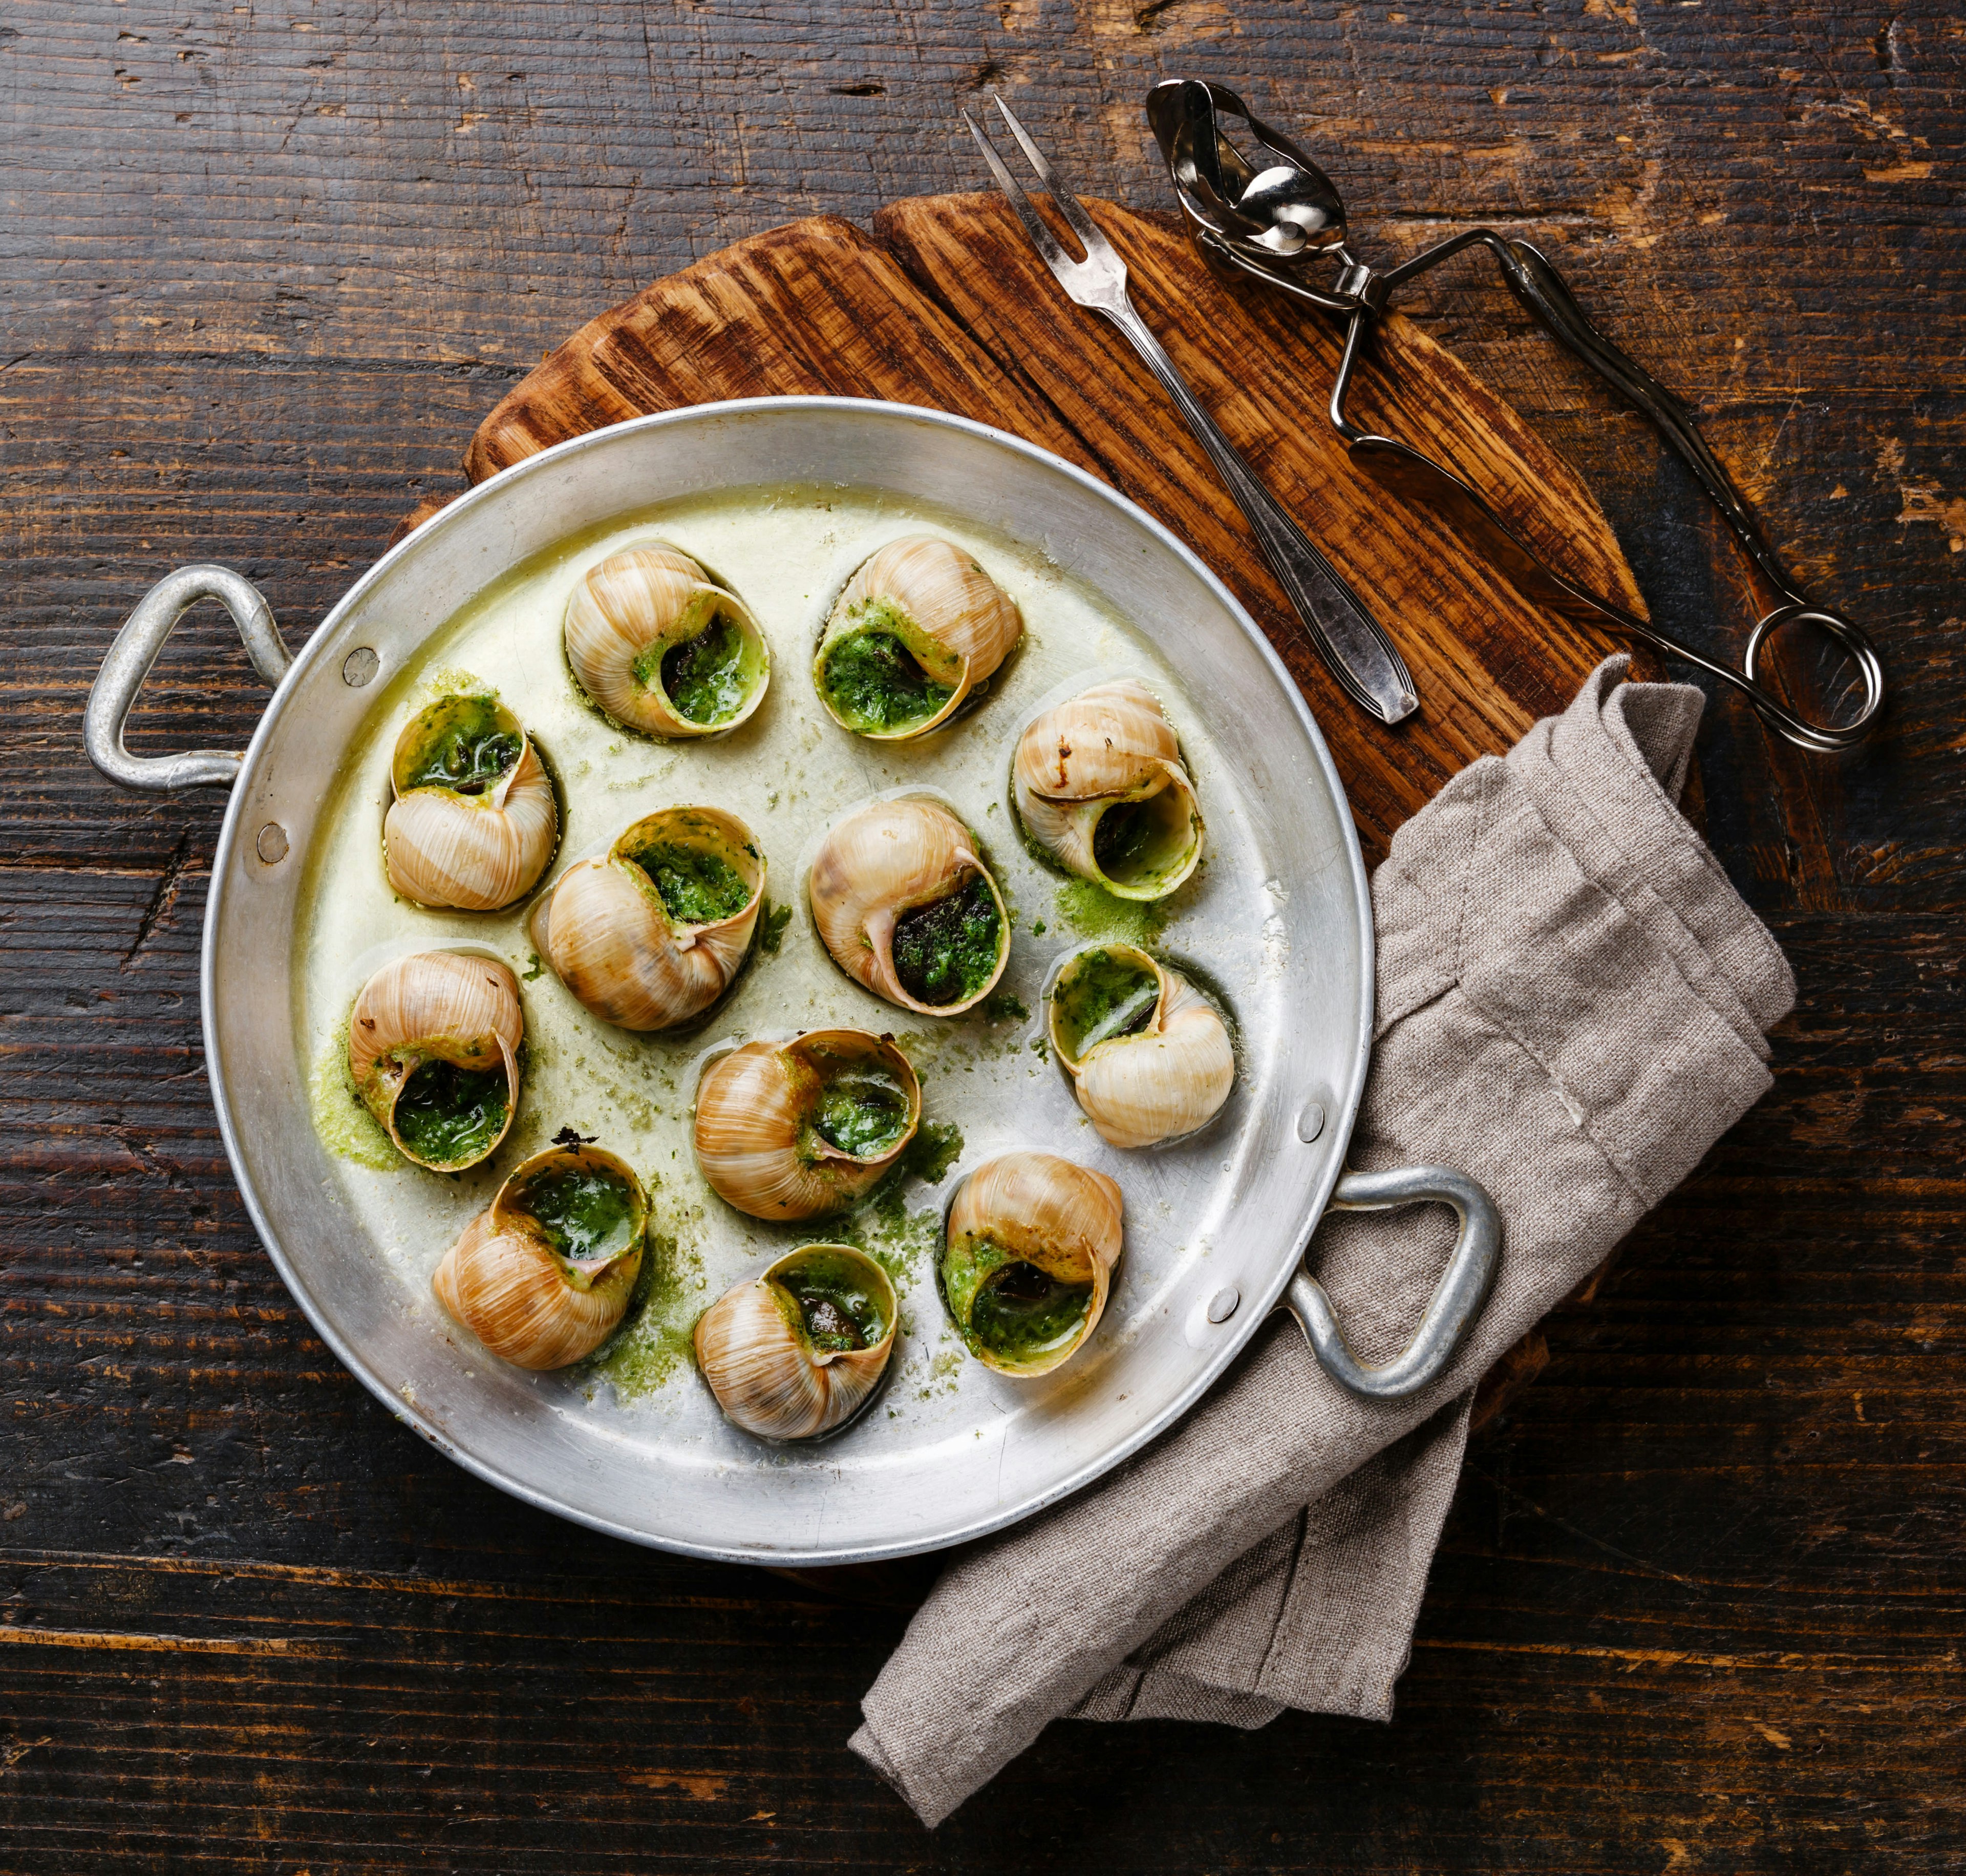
[382,691,559,912]
[812,535,1022,742]
[531,803,766,1032]
[347,949,524,1171]
[694,1243,899,1440]
[694,1028,922,1221]
[564,541,771,739]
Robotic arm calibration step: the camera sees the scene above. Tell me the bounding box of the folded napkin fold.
[851,657,1796,1825]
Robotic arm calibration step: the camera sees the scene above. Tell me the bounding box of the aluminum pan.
[202,397,1373,1565]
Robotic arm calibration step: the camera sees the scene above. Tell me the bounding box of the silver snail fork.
[964,95,1420,727]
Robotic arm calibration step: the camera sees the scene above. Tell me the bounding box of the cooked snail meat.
[813,535,1021,741]
[969,1258,1091,1363]
[940,1152,1124,1377]
[399,697,520,791]
[383,692,559,912]
[807,795,1010,1017]
[694,1244,897,1439]
[1048,944,1234,1149]
[1012,678,1203,901]
[347,950,524,1172]
[564,542,770,738]
[530,805,765,1032]
[694,1029,921,1221]
[432,1143,647,1371]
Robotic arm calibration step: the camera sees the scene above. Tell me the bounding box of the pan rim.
[202,395,1375,1565]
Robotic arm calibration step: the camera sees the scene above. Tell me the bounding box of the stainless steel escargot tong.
[1147,78,1887,753]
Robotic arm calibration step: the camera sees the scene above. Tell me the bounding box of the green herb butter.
[891,877,1002,1006]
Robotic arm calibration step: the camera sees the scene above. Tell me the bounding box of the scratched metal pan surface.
[201,398,1372,1566]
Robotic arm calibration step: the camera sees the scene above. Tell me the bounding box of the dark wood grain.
[3,0,1962,1868]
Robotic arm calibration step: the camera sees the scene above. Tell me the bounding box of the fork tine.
[990,95,1116,261]
[964,111,1075,275]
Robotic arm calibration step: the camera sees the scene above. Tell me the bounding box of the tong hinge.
[1333,260,1389,314]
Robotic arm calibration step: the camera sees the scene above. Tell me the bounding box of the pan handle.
[1287,1164,1502,1401]
[84,565,289,791]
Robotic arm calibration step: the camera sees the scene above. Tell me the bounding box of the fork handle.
[1097,302,1419,726]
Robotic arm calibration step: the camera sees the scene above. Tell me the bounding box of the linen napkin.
[850,656,1796,1825]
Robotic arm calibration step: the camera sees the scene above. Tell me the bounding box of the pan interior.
[211,403,1369,1563]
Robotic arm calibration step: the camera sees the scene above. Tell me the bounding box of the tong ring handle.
[1497,239,1889,747]
[1741,603,1888,753]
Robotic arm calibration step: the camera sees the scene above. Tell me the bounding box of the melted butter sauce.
[296,482,1275,1435]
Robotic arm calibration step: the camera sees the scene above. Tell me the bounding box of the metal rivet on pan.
[1206,1287,1240,1324]
[1296,1101,1326,1143]
[255,822,289,865]
[342,646,380,687]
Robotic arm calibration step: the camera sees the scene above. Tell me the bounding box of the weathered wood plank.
[2,0,1962,1866]
[464,215,1080,478]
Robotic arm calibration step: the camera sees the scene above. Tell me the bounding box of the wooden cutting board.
[401,193,1653,865]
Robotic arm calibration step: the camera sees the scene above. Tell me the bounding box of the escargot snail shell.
[806,795,1010,1017]
[432,1144,647,1371]
[694,1244,898,1440]
[530,805,765,1032]
[1012,678,1203,901]
[346,950,524,1172]
[941,1153,1124,1377]
[1046,944,1234,1149]
[812,535,1022,741]
[564,541,771,738]
[382,693,558,912]
[694,1029,921,1221]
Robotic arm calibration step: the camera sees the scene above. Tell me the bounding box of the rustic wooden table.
[5,3,1961,1868]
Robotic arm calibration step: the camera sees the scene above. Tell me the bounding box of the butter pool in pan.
[296,480,1285,1462]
